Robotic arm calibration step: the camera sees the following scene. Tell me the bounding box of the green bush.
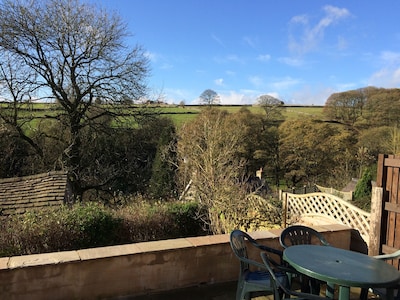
[353,169,372,211]
[114,200,205,243]
[166,201,205,237]
[64,203,122,248]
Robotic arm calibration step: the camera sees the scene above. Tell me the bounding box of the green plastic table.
[283,245,400,300]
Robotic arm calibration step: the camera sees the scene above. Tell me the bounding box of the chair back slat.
[280,225,330,249]
[230,230,250,272]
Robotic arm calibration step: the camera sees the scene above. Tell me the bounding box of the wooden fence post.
[369,186,383,256]
[280,190,287,228]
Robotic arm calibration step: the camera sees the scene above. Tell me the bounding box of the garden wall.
[0,224,351,300]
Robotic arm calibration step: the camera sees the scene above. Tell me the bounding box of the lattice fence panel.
[285,192,371,244]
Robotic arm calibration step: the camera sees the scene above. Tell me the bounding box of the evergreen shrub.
[353,169,372,211]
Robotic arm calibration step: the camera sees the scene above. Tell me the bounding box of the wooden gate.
[370,154,400,268]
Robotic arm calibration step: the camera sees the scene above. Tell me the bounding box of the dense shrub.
[64,203,122,249]
[353,169,372,211]
[0,200,205,257]
[114,200,205,243]
[166,202,205,236]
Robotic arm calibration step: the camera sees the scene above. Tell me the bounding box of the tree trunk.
[64,116,83,203]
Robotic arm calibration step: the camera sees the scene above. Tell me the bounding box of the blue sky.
[95,0,400,105]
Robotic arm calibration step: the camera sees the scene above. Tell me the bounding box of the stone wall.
[0,224,352,300]
[0,171,68,216]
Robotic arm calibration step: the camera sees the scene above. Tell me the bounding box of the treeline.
[324,86,400,127]
[324,86,400,163]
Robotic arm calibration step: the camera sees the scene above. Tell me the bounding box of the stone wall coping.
[0,257,9,270]
[186,234,230,247]
[77,244,142,260]
[1,224,350,270]
[8,250,79,269]
[135,237,193,252]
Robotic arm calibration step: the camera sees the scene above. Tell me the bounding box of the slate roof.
[0,171,68,216]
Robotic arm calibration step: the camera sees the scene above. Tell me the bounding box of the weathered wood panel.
[373,154,400,268]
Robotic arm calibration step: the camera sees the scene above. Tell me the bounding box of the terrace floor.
[111,281,378,300]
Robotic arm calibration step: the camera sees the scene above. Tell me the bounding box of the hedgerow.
[0,200,205,257]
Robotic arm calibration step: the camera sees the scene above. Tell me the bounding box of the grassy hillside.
[160,105,324,126]
[0,103,325,127]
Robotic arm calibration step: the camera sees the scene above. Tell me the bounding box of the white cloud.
[219,91,246,104]
[369,68,400,87]
[368,51,400,88]
[211,34,225,47]
[226,54,244,64]
[144,51,158,62]
[289,85,336,105]
[380,51,400,64]
[249,76,264,88]
[336,82,357,91]
[160,63,173,70]
[270,76,301,90]
[218,90,261,105]
[288,5,351,55]
[243,36,258,49]
[257,54,271,62]
[213,54,245,64]
[145,51,174,70]
[336,35,348,51]
[278,56,305,67]
[291,14,308,26]
[162,88,193,104]
[214,78,224,86]
[323,5,351,20]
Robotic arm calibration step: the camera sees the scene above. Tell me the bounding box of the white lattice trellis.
[283,192,370,244]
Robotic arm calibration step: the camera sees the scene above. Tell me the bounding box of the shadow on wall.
[350,229,368,254]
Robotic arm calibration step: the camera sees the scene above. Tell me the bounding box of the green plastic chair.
[230,229,285,300]
[279,225,330,294]
[360,249,400,300]
[279,225,330,249]
[260,252,328,300]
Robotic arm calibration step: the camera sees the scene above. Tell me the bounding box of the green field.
[159,105,325,126]
[0,103,325,128]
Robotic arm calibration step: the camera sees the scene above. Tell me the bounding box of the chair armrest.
[320,237,330,246]
[256,243,284,257]
[375,249,400,260]
[238,255,269,270]
[268,254,302,276]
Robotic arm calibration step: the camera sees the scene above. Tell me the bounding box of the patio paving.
[110,281,378,300]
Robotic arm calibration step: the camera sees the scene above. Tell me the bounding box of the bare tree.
[199,89,220,106]
[177,108,249,234]
[256,94,285,122]
[0,0,150,202]
[0,53,43,157]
